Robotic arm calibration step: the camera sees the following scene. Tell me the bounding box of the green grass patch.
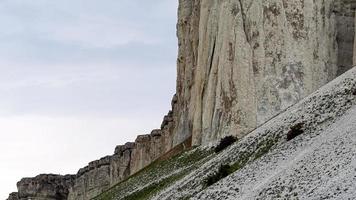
[93,148,213,200]
[204,151,252,187]
[122,171,187,200]
[253,138,279,160]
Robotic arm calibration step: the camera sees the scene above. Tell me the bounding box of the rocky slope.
[153,66,356,200]
[162,67,356,200]
[95,67,356,200]
[195,88,356,199]
[156,67,356,199]
[7,0,356,199]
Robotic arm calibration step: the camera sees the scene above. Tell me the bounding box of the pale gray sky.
[0,0,178,198]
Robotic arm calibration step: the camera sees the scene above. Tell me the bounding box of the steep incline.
[197,95,356,199]
[94,67,356,200]
[152,67,356,200]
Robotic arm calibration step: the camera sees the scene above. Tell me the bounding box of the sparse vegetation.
[253,138,278,160]
[204,152,251,187]
[96,132,281,199]
[205,164,233,187]
[287,123,304,141]
[214,136,237,153]
[122,172,186,200]
[93,148,213,200]
[205,136,280,188]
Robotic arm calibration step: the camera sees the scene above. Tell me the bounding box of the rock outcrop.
[8,0,356,199]
[6,193,18,200]
[10,174,75,200]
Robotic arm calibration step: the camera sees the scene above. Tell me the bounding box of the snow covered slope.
[152,67,356,200]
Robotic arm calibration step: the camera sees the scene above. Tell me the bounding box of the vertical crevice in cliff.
[209,51,220,142]
[207,34,217,76]
[206,36,218,143]
[198,34,216,144]
[238,0,250,43]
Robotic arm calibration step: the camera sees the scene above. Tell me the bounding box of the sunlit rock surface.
[174,0,355,146]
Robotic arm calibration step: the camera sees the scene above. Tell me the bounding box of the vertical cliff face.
[8,1,356,199]
[173,0,355,146]
[173,0,201,146]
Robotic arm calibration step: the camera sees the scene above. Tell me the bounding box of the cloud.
[0,0,178,48]
[0,61,176,118]
[0,0,178,117]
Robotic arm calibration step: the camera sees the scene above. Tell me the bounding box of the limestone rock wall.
[13,174,75,200]
[173,0,356,146]
[173,0,201,146]
[336,0,356,74]
[68,156,112,200]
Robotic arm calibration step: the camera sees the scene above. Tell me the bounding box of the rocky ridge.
[14,174,75,200]
[7,0,356,199]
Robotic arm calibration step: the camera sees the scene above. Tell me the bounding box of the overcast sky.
[0,0,178,198]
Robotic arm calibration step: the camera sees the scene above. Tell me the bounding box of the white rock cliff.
[8,0,356,199]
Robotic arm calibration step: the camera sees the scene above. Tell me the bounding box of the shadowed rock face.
[336,0,356,74]
[7,192,18,200]
[8,0,356,200]
[15,174,75,200]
